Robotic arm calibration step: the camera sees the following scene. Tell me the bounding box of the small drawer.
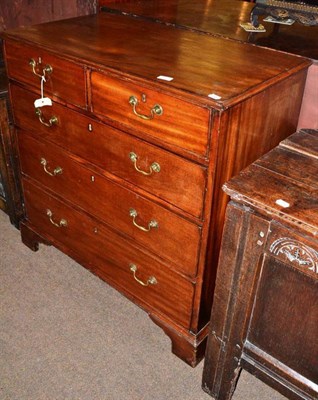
[12,84,207,219]
[91,72,210,157]
[4,40,86,108]
[18,133,201,277]
[23,178,195,329]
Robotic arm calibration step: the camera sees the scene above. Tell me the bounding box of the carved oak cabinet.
[202,129,318,399]
[2,11,311,366]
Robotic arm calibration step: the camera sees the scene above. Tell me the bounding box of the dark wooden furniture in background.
[0,0,96,31]
[0,79,23,226]
[2,10,310,365]
[100,0,318,58]
[101,0,318,129]
[0,0,97,225]
[202,129,318,399]
[250,0,318,27]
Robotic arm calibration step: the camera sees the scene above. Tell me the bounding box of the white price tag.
[157,75,174,82]
[208,93,222,100]
[34,97,53,108]
[34,74,52,107]
[275,199,290,208]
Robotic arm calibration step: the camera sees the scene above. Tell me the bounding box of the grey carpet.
[0,210,287,400]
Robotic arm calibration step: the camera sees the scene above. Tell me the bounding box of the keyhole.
[141,93,147,103]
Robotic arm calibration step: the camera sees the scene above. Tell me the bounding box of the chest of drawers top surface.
[3,12,310,107]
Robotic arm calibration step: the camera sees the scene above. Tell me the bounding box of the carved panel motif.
[270,237,318,274]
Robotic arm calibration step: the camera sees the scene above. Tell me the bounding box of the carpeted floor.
[0,210,287,400]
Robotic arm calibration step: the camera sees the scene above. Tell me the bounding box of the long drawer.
[18,132,201,277]
[22,178,195,329]
[91,72,211,157]
[11,84,207,218]
[5,40,86,108]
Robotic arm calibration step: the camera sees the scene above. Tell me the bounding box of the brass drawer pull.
[129,263,157,286]
[35,108,58,127]
[129,208,158,232]
[129,152,160,176]
[40,158,63,176]
[46,209,67,228]
[129,95,163,120]
[29,58,53,79]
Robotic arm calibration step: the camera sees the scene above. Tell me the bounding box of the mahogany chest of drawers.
[2,11,311,366]
[202,129,318,398]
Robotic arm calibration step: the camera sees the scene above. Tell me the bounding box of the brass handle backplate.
[129,263,157,286]
[35,108,58,127]
[41,158,63,176]
[46,209,67,228]
[129,95,163,120]
[29,58,53,79]
[129,208,158,232]
[129,152,160,176]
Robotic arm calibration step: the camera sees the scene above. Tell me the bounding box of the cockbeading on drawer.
[4,40,86,108]
[18,132,202,278]
[91,72,210,157]
[12,84,207,219]
[23,178,195,329]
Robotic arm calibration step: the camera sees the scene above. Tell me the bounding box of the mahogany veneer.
[2,11,311,366]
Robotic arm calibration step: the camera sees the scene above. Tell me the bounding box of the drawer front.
[5,40,86,108]
[18,132,201,277]
[22,178,195,329]
[91,72,210,156]
[11,84,207,218]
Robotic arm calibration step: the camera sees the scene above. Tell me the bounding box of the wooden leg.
[202,203,270,399]
[20,221,50,252]
[149,313,209,367]
[202,328,242,400]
